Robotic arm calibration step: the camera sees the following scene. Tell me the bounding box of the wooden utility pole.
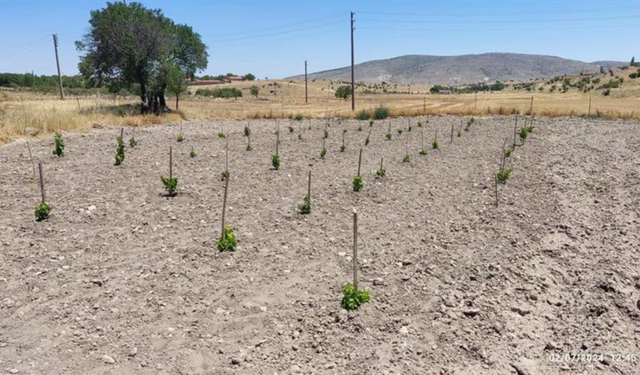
[350,11,356,111]
[52,34,65,100]
[305,60,308,104]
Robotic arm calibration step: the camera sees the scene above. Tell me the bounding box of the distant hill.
[288,53,626,85]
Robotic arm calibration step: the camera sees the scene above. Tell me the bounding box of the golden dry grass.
[2,75,639,144]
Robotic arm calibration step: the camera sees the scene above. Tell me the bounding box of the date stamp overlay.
[548,353,637,363]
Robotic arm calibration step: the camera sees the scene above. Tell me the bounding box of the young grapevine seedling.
[496,168,513,184]
[190,148,197,158]
[176,134,184,142]
[217,226,237,251]
[161,176,178,196]
[271,154,280,170]
[35,202,51,221]
[341,284,370,311]
[298,133,303,141]
[217,132,225,139]
[298,195,311,214]
[320,148,327,159]
[129,137,137,148]
[369,120,374,127]
[358,126,362,131]
[397,129,403,135]
[402,154,411,163]
[288,126,294,133]
[53,132,65,157]
[114,136,125,166]
[244,126,250,137]
[352,175,363,192]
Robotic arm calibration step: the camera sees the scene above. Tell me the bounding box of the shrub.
[356,109,371,120]
[335,85,351,100]
[373,106,389,120]
[341,284,370,311]
[298,195,311,214]
[244,126,250,137]
[496,168,513,184]
[217,226,237,251]
[376,167,386,177]
[250,85,259,98]
[161,176,178,195]
[195,87,243,99]
[402,154,410,163]
[114,136,125,166]
[35,202,50,221]
[271,154,280,170]
[176,135,184,142]
[294,113,303,121]
[352,175,363,191]
[457,131,461,137]
[129,137,137,148]
[53,132,65,157]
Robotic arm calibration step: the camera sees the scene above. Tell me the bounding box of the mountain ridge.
[287,53,627,85]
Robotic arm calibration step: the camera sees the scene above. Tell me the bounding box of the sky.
[1,0,638,79]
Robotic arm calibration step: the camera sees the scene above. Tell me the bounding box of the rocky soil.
[1,116,639,374]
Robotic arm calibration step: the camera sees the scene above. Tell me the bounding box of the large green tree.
[76,1,207,114]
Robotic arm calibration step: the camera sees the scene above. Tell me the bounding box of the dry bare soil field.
[1,115,639,374]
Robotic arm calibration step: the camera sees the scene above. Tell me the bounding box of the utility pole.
[350,11,355,111]
[52,34,65,100]
[305,60,308,103]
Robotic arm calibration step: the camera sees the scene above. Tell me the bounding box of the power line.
[359,23,640,33]
[357,4,640,17]
[358,13,640,24]
[202,20,342,42]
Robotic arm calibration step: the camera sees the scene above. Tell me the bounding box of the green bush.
[519,127,529,142]
[195,87,242,99]
[161,176,178,195]
[496,168,513,184]
[335,85,351,100]
[53,132,65,157]
[246,144,253,151]
[356,109,371,120]
[373,106,389,120]
[352,175,363,192]
[298,195,311,214]
[217,226,237,251]
[271,154,280,170]
[341,284,370,311]
[35,202,50,221]
[114,136,125,166]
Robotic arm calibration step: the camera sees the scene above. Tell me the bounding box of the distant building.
[439,89,452,95]
[580,70,597,76]
[189,79,224,86]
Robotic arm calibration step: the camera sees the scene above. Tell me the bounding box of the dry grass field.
[1,69,639,144]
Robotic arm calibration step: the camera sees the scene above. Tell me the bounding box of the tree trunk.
[139,77,150,115]
[175,95,179,110]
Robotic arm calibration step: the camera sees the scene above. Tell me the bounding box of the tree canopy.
[335,85,351,100]
[76,1,208,114]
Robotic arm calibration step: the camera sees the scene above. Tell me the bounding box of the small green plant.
[496,168,513,184]
[419,149,428,156]
[365,137,370,146]
[114,136,125,166]
[35,202,51,221]
[457,131,461,137]
[288,126,294,133]
[298,195,311,214]
[505,147,513,158]
[369,120,374,127]
[190,149,197,158]
[217,226,237,251]
[244,126,250,137]
[402,154,411,163]
[432,140,439,149]
[358,126,362,131]
[585,179,596,188]
[340,145,346,152]
[373,106,389,120]
[220,171,229,181]
[294,113,304,121]
[324,129,329,139]
[397,129,403,135]
[161,176,178,195]
[320,148,327,159]
[352,175,363,192]
[386,132,392,140]
[53,132,64,157]
[342,129,347,134]
[129,137,137,148]
[271,154,280,170]
[217,132,226,139]
[356,109,371,120]
[376,167,386,177]
[417,121,422,127]
[246,144,253,151]
[297,133,303,141]
[341,284,370,311]
[176,134,184,142]
[519,127,529,142]
[408,126,412,132]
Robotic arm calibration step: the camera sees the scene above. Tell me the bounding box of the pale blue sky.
[0,0,638,78]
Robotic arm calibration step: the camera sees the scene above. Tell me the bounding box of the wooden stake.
[529,96,534,114]
[380,157,384,171]
[26,141,36,178]
[357,148,363,176]
[450,123,454,143]
[276,123,280,155]
[38,163,45,203]
[307,170,312,201]
[353,210,358,290]
[221,171,230,239]
[225,138,229,172]
[494,173,499,207]
[513,115,518,147]
[120,128,124,140]
[342,132,345,148]
[169,146,173,180]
